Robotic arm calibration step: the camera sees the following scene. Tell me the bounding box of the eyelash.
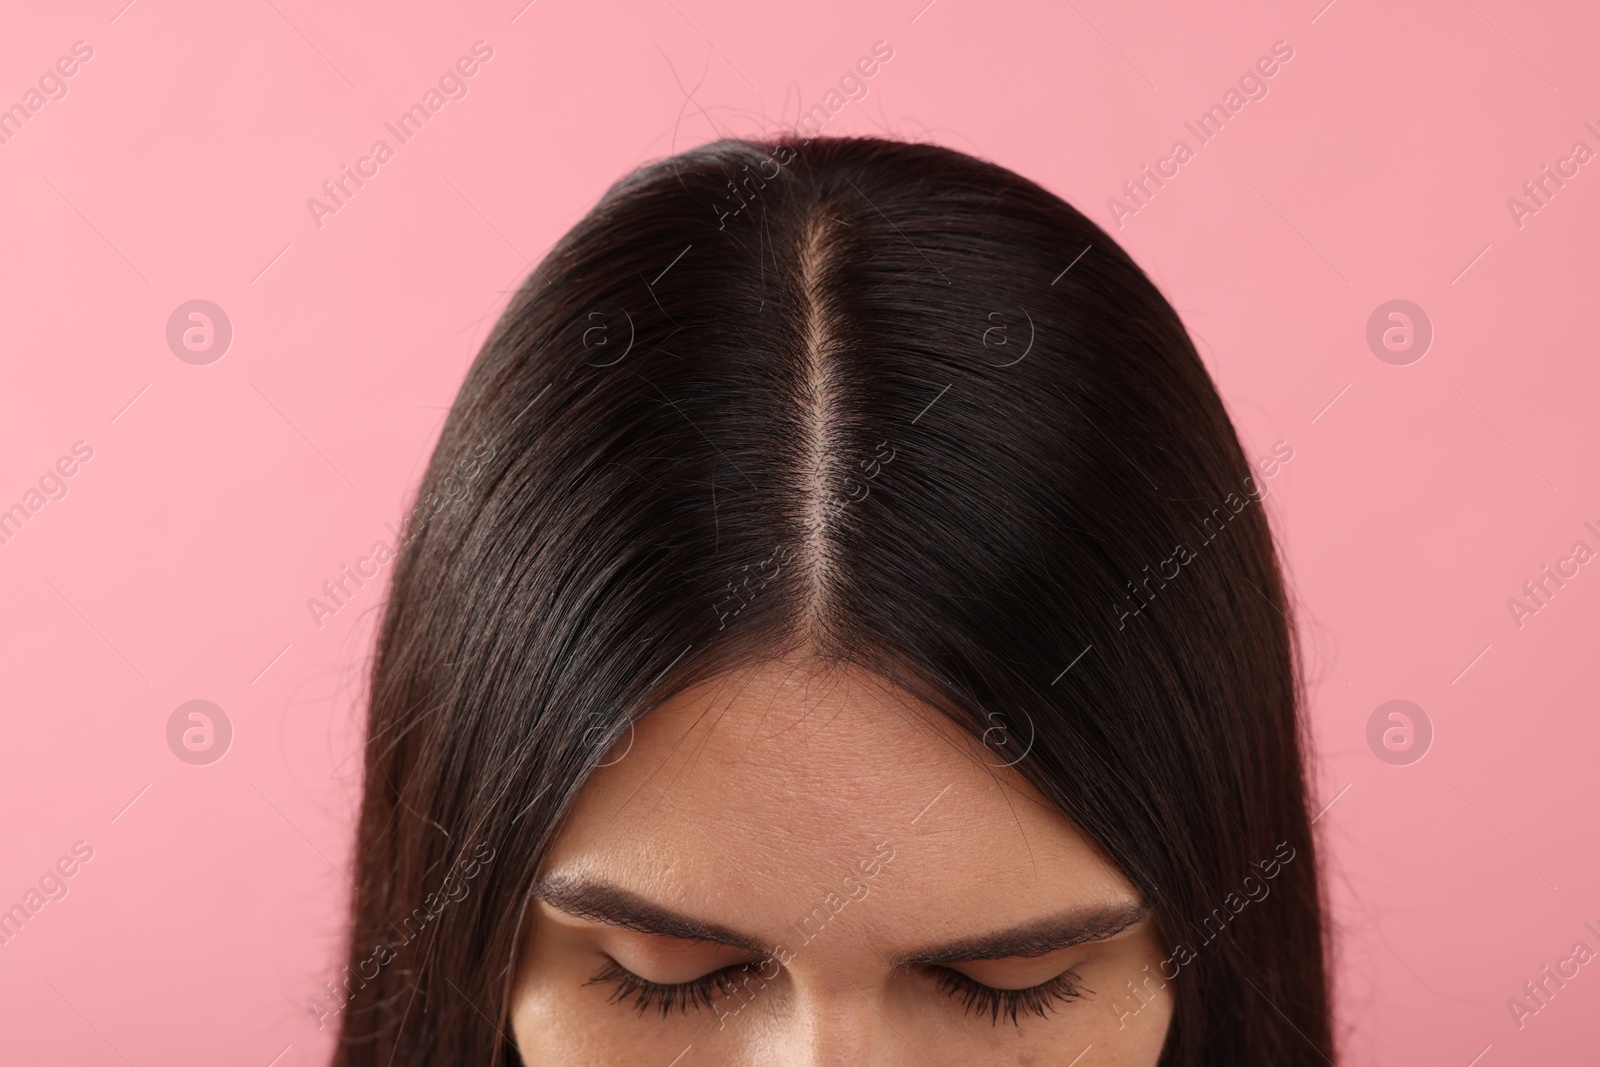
[586,957,1090,1025]
[931,965,1091,1025]
[585,958,743,1016]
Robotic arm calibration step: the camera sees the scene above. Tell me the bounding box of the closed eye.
[928,964,1091,1025]
[585,957,761,1017]
[587,953,1093,1028]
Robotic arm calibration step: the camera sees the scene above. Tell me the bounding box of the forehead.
[540,657,1136,936]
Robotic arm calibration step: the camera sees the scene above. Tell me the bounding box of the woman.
[328,135,1333,1065]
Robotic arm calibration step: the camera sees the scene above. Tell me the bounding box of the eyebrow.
[532,876,772,954]
[531,875,1147,965]
[895,902,1148,965]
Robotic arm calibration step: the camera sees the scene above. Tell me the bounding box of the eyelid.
[588,952,784,1017]
[943,941,1103,982]
[588,957,744,1016]
[544,904,762,982]
[927,962,1090,1025]
[602,930,758,967]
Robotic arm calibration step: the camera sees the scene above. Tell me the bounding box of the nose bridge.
[763,982,927,1067]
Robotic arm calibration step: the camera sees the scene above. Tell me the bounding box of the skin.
[510,655,1174,1065]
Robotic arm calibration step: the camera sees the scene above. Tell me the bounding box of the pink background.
[2,0,1596,1063]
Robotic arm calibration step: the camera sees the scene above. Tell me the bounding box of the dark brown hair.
[329,135,1333,1065]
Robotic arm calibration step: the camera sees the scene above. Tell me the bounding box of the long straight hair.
[330,135,1333,1065]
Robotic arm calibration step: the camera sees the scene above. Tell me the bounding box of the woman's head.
[332,136,1331,1065]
